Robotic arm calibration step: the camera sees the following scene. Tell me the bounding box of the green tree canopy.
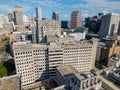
[0,64,7,77]
[3,59,15,75]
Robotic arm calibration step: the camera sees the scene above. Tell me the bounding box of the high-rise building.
[85,13,103,34]
[13,39,97,86]
[99,13,120,39]
[32,27,37,43]
[37,20,61,43]
[8,13,14,22]
[0,14,9,28]
[71,11,82,29]
[36,7,42,20]
[14,6,23,25]
[52,12,59,20]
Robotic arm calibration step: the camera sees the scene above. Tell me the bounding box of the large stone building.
[12,38,98,86]
[0,75,21,90]
[71,11,82,29]
[14,6,23,25]
[55,65,102,90]
[99,38,120,64]
[37,20,61,43]
[99,13,120,39]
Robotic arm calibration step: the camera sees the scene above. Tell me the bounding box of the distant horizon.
[0,0,120,21]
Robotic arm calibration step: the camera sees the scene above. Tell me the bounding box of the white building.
[69,27,88,41]
[99,13,120,39]
[0,14,9,28]
[108,56,120,67]
[23,14,29,26]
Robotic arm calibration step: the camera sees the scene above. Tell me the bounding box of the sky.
[0,0,120,21]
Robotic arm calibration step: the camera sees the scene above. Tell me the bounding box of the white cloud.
[22,5,32,12]
[62,14,70,20]
[0,4,14,13]
[72,0,120,17]
[23,0,61,7]
[0,3,32,15]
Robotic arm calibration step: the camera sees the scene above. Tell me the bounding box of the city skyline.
[0,0,120,21]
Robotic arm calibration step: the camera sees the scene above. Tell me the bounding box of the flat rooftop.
[57,65,79,76]
[57,65,97,80]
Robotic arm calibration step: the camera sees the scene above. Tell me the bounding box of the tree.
[1,45,6,52]
[3,59,15,75]
[0,64,7,77]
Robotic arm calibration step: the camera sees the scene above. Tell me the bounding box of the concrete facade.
[99,13,120,38]
[13,39,97,86]
[0,75,21,90]
[56,65,102,90]
[37,20,61,43]
[14,6,23,25]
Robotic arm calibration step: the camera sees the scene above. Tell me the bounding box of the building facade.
[52,12,59,20]
[14,6,23,25]
[36,7,42,20]
[71,11,82,29]
[56,65,102,90]
[107,56,120,67]
[99,13,120,39]
[100,39,120,63]
[8,13,14,22]
[13,39,97,86]
[0,14,9,28]
[37,20,61,43]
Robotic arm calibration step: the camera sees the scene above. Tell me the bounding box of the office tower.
[0,14,9,28]
[33,44,47,80]
[52,12,59,20]
[14,6,23,25]
[36,7,42,20]
[85,13,103,34]
[71,11,82,29]
[8,13,14,22]
[37,20,61,43]
[32,27,36,43]
[99,13,120,39]
[13,39,97,86]
[23,14,29,26]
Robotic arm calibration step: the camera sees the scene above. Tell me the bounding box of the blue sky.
[0,0,120,21]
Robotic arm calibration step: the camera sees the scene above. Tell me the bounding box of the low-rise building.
[108,56,120,67]
[68,27,88,41]
[0,75,21,90]
[55,65,102,90]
